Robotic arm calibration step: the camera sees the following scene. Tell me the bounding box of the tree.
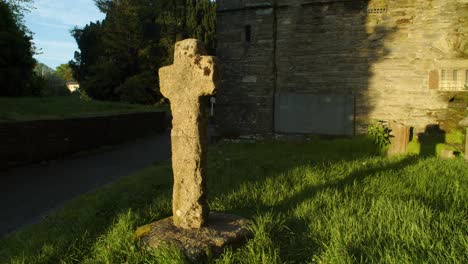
[3,0,34,30]
[33,62,70,96]
[185,0,216,54]
[70,0,216,104]
[55,64,74,82]
[0,0,39,96]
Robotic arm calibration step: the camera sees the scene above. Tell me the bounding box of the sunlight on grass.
[0,97,167,122]
[0,138,466,263]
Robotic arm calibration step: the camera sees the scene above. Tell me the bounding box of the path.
[0,132,171,237]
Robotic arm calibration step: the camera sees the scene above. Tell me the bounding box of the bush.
[80,60,123,101]
[115,72,158,105]
[367,120,392,149]
[42,75,70,96]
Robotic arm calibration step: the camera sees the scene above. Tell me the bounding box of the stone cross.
[159,39,218,229]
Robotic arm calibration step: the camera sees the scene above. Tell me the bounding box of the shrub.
[42,74,70,96]
[115,72,158,105]
[367,120,392,148]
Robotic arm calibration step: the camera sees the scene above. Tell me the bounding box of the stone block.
[387,121,411,156]
[138,213,252,263]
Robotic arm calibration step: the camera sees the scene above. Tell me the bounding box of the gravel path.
[0,132,171,237]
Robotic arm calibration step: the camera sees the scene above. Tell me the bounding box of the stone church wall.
[217,0,468,135]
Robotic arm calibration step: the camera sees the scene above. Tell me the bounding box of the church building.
[216,0,468,136]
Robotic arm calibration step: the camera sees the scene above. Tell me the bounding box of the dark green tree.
[185,0,216,54]
[3,0,34,31]
[0,0,39,96]
[70,0,216,104]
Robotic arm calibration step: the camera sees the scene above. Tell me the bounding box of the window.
[441,70,447,81]
[440,68,468,91]
[437,61,468,91]
[245,25,251,43]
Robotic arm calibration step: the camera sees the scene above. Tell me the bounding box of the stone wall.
[0,112,166,170]
[217,1,276,134]
[216,0,468,135]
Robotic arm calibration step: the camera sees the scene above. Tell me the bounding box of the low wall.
[0,111,166,170]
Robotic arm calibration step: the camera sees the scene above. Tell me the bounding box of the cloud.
[32,0,105,27]
[34,39,76,49]
[33,21,72,30]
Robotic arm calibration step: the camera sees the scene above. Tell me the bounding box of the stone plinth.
[138,213,251,262]
[387,121,411,156]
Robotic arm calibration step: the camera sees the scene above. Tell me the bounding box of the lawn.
[0,96,167,122]
[0,137,466,263]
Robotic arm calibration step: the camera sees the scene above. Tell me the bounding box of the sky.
[24,0,105,69]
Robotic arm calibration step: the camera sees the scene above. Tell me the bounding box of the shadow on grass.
[0,137,421,263]
[0,160,174,263]
[418,125,446,157]
[269,156,419,212]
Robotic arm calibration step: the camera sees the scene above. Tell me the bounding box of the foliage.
[3,0,33,31]
[55,64,74,82]
[367,120,392,148]
[34,62,53,76]
[70,0,216,104]
[185,0,216,54]
[1,138,467,263]
[32,62,70,96]
[0,96,164,122]
[0,0,39,96]
[115,71,158,105]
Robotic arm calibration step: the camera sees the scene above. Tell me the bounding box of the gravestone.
[137,39,250,262]
[459,116,468,161]
[387,121,411,156]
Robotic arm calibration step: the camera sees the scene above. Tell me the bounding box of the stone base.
[136,213,251,262]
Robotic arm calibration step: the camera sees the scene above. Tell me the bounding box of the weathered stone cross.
[159,39,218,229]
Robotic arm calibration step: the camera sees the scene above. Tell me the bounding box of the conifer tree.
[70,0,216,103]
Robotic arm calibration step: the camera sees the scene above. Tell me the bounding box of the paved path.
[0,132,171,237]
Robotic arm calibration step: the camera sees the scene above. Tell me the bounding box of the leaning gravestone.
[387,121,411,156]
[137,39,250,262]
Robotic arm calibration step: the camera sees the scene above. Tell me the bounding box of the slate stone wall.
[0,112,166,170]
[216,0,468,135]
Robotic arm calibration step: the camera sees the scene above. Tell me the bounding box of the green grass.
[407,129,466,157]
[0,97,167,122]
[0,137,467,263]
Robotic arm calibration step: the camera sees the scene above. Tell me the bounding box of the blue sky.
[25,0,105,69]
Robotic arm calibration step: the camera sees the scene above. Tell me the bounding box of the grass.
[407,129,466,157]
[0,137,467,263]
[0,96,167,122]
